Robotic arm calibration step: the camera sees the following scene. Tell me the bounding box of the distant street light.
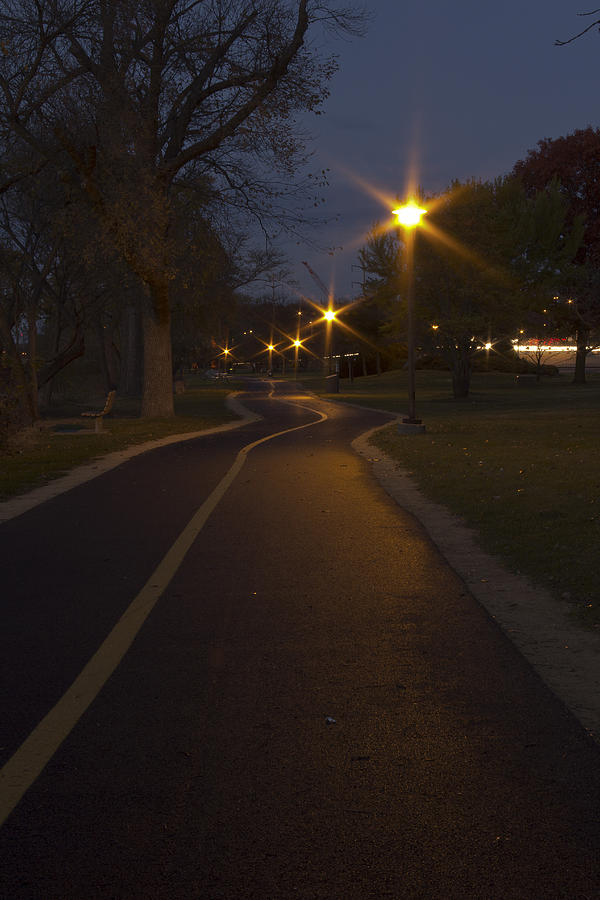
[392,202,427,229]
[392,201,427,431]
[222,346,231,375]
[323,307,338,374]
[293,338,302,380]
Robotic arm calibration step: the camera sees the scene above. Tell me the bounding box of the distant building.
[513,339,600,371]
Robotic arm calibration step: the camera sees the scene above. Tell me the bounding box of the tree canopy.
[359,177,583,398]
[513,127,600,382]
[0,0,368,417]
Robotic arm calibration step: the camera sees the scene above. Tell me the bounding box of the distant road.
[1,379,599,898]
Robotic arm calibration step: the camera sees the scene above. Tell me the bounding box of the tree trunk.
[40,377,54,410]
[26,307,40,420]
[451,352,471,398]
[0,308,38,424]
[572,326,588,385]
[39,308,62,409]
[95,319,120,392]
[38,333,85,392]
[141,286,174,417]
[120,304,143,397]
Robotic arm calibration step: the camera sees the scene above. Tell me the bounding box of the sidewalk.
[3,399,599,744]
[1,386,599,898]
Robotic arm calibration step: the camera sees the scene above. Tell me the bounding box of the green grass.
[314,368,600,632]
[1,379,240,501]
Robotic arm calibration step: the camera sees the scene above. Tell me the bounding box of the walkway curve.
[3,387,598,751]
[0,393,260,525]
[0,398,327,825]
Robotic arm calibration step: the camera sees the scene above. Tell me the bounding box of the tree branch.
[555,10,600,45]
[162,0,309,179]
[161,6,259,163]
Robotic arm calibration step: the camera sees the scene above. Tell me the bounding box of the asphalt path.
[1,380,599,898]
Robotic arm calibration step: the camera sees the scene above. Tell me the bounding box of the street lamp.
[293,338,302,380]
[324,307,338,375]
[392,201,427,433]
[222,347,231,375]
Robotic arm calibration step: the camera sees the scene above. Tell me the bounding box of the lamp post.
[293,310,302,380]
[324,308,336,375]
[267,343,274,376]
[392,201,427,433]
[293,339,301,380]
[222,347,230,375]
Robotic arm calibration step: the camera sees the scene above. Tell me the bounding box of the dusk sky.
[288,2,600,302]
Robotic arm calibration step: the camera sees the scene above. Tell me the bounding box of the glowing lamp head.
[324,309,336,322]
[392,202,427,229]
[268,344,274,351]
[293,339,301,348]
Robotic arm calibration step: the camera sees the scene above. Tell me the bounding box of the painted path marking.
[0,401,327,825]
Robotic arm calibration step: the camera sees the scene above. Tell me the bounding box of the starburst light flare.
[392,202,427,229]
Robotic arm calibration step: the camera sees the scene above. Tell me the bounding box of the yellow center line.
[0,401,327,826]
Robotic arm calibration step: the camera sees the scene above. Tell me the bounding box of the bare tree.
[0,0,368,416]
[0,174,65,422]
[555,9,600,45]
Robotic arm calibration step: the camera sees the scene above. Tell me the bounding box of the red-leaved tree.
[513,127,600,383]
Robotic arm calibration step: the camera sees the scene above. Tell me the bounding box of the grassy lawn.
[316,368,600,632]
[1,377,241,501]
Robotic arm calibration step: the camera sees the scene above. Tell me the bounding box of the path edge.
[0,393,260,525]
[352,420,600,745]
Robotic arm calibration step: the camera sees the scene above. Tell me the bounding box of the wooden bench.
[81,390,116,432]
